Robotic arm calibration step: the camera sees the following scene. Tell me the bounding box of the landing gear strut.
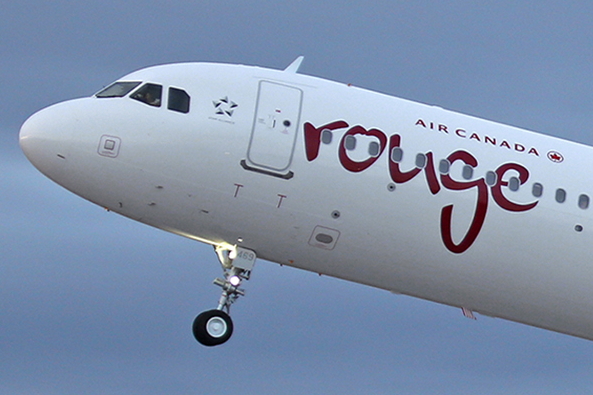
[193,245,256,346]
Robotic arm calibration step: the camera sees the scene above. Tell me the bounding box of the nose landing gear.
[192,245,257,346]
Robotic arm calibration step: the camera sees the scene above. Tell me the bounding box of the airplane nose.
[19,103,74,179]
[20,110,45,166]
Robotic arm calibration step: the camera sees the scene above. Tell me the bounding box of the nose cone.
[20,108,50,169]
[19,102,75,180]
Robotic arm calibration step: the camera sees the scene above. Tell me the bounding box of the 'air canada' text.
[415,119,540,156]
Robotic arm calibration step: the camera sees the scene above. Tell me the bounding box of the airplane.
[19,56,593,347]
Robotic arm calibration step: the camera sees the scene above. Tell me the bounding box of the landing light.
[229,275,241,287]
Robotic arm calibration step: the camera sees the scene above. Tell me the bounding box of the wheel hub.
[206,316,227,338]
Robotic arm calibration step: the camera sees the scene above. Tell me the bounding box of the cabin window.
[485,171,497,186]
[532,183,543,197]
[168,87,190,113]
[415,153,427,168]
[130,83,162,107]
[96,81,141,98]
[368,141,380,157]
[438,159,450,174]
[462,165,474,180]
[321,129,332,144]
[579,194,590,209]
[556,188,566,203]
[509,177,520,191]
[391,147,403,162]
[345,135,357,150]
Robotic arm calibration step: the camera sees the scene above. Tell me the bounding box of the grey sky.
[3,1,593,394]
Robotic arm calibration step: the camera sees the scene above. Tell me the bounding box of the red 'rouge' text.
[304,121,539,254]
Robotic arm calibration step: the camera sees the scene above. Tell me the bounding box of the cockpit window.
[168,87,190,113]
[130,83,162,107]
[95,81,141,98]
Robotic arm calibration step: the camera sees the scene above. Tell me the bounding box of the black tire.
[192,309,233,346]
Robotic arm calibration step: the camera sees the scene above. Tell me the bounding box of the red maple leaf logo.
[547,151,564,163]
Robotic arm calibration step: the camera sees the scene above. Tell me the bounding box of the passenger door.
[245,81,303,177]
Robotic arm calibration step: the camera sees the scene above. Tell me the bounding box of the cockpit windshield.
[95,81,141,98]
[95,81,189,113]
[130,83,162,107]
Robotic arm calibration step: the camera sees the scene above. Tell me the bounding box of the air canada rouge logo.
[303,120,539,254]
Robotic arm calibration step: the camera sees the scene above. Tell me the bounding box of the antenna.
[284,56,304,73]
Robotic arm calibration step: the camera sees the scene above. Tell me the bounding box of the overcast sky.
[3,1,593,394]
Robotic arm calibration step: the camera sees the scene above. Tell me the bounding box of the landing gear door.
[245,81,303,177]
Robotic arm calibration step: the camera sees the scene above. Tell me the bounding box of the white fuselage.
[20,62,593,340]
